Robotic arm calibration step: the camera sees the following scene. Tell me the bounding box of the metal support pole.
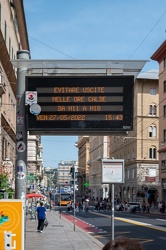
[73,165,76,231]
[15,50,30,199]
[15,50,30,250]
[111,184,114,241]
[59,185,61,218]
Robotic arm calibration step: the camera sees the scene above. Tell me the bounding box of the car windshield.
[61,194,71,201]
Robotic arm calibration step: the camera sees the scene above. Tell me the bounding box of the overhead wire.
[28,36,76,60]
[128,10,166,59]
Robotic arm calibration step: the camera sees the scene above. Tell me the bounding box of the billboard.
[0,200,24,250]
[102,159,124,183]
[26,76,134,135]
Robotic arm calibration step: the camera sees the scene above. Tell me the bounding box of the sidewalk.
[25,209,104,250]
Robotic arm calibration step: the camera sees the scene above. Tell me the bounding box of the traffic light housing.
[70,167,74,174]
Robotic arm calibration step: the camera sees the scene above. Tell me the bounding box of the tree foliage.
[0,172,14,199]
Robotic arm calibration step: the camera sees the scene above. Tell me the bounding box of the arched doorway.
[148,188,158,206]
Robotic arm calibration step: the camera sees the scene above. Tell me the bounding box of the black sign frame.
[25,76,134,135]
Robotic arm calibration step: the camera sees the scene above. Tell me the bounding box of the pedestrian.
[102,236,144,250]
[67,202,71,212]
[36,201,47,233]
[158,201,162,212]
[151,201,155,212]
[162,201,165,213]
[146,202,150,213]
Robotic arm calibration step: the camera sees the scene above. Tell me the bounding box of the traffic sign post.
[101,159,124,241]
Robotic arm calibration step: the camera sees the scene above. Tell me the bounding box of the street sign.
[102,159,124,183]
[27,174,36,180]
[26,76,134,135]
[0,199,24,250]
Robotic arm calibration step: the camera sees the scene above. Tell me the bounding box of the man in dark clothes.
[36,201,47,233]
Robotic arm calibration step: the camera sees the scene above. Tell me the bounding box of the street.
[58,206,166,250]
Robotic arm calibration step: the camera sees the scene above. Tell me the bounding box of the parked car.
[127,202,140,212]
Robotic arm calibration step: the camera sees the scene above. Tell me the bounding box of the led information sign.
[26,76,134,134]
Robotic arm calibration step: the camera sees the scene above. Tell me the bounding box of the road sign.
[102,159,124,183]
[0,199,24,250]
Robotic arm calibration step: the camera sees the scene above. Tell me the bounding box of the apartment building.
[0,1,43,193]
[76,136,90,194]
[151,40,166,202]
[27,134,43,192]
[57,160,78,187]
[76,72,159,203]
[0,0,29,188]
[77,136,110,199]
[88,136,110,199]
[110,71,159,204]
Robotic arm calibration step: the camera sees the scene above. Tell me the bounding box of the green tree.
[0,172,14,199]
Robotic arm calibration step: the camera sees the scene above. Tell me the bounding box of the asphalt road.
[60,207,166,250]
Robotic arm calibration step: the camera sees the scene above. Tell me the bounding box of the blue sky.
[24,0,166,168]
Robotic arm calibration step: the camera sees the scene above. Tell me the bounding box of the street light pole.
[73,165,76,231]
[111,184,114,241]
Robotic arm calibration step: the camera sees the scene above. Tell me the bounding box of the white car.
[126,202,140,211]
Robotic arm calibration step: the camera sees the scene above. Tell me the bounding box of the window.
[9,37,11,58]
[149,168,156,176]
[164,106,166,118]
[162,160,166,170]
[127,151,130,160]
[164,130,166,143]
[149,126,156,138]
[164,58,166,69]
[2,137,7,160]
[4,21,7,44]
[164,81,166,93]
[132,169,135,178]
[0,4,1,30]
[149,147,157,159]
[149,105,156,116]
[132,150,135,160]
[150,88,156,95]
[127,169,130,179]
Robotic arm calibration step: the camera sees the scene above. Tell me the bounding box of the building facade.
[0,0,29,189]
[57,160,78,187]
[77,136,110,199]
[76,136,90,195]
[151,40,166,202]
[27,134,43,193]
[0,1,44,194]
[110,71,159,204]
[88,136,110,199]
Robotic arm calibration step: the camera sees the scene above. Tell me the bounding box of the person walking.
[36,201,47,233]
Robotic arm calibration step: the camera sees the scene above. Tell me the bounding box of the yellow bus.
[57,193,72,206]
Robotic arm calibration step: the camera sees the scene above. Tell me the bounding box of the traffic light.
[70,167,75,178]
[49,191,52,198]
[70,167,74,174]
